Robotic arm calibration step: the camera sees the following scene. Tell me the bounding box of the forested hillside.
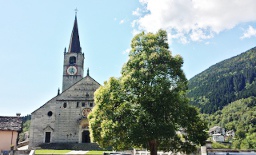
[188,47,256,113]
[19,115,31,142]
[201,97,256,149]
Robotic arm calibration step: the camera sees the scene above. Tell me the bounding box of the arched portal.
[78,118,91,143]
[82,130,90,143]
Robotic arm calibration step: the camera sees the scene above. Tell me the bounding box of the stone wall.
[62,52,84,91]
[29,96,57,148]
[29,76,100,148]
[38,143,104,150]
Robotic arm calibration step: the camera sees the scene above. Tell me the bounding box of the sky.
[0,0,256,116]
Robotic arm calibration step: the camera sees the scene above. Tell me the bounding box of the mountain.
[187,46,256,114]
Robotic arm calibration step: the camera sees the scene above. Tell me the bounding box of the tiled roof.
[209,126,221,132]
[0,116,22,131]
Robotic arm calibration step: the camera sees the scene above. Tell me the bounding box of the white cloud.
[168,31,189,44]
[132,29,141,36]
[132,8,141,16]
[133,0,256,43]
[122,48,131,55]
[139,0,149,5]
[131,20,137,28]
[190,29,214,42]
[240,25,256,39]
[120,19,125,24]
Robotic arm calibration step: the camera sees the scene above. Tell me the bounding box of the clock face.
[67,66,78,75]
[82,108,92,117]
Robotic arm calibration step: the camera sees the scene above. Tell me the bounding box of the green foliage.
[211,142,230,149]
[231,140,241,149]
[19,114,31,142]
[188,47,256,114]
[22,120,30,132]
[89,77,131,150]
[86,151,107,155]
[225,122,235,131]
[202,97,256,149]
[35,150,71,154]
[89,30,207,155]
[22,114,31,122]
[240,139,250,149]
[236,129,246,139]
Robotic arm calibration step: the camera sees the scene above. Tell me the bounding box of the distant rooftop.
[0,116,22,131]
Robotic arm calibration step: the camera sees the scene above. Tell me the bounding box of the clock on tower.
[62,15,84,92]
[67,66,78,75]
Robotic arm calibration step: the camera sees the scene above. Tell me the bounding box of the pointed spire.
[87,68,89,76]
[68,15,81,53]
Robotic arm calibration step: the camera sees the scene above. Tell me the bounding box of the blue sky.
[0,0,256,116]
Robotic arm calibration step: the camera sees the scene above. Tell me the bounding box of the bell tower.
[62,15,84,91]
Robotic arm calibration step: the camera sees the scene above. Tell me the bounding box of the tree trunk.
[148,140,157,155]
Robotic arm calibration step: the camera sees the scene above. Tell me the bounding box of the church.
[29,15,100,148]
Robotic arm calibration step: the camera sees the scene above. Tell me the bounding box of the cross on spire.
[68,12,81,53]
[75,8,78,15]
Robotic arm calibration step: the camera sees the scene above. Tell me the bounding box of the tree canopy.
[89,30,207,155]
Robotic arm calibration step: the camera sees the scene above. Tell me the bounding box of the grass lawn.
[35,150,108,155]
[86,151,107,155]
[35,149,71,154]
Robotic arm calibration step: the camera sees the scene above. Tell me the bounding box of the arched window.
[63,102,67,108]
[86,93,89,98]
[69,56,76,64]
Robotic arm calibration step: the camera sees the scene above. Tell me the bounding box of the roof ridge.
[60,75,101,95]
[31,95,58,114]
[0,116,21,118]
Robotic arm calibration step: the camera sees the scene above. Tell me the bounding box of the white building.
[212,133,225,142]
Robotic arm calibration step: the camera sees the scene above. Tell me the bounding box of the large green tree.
[89,30,207,155]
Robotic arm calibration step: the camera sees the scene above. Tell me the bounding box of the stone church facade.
[29,16,100,148]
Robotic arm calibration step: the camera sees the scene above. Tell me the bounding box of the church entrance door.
[45,132,51,143]
[82,130,90,143]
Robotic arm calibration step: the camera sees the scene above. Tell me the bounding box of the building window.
[47,111,53,117]
[69,56,76,64]
[63,102,67,108]
[82,102,85,107]
[76,102,79,108]
[90,102,93,107]
[86,93,89,98]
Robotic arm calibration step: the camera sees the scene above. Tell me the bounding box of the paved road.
[17,145,29,150]
[17,146,89,154]
[208,153,256,155]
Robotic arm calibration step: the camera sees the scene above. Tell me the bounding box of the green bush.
[212,142,230,149]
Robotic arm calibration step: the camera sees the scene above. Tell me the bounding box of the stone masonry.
[29,15,101,148]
